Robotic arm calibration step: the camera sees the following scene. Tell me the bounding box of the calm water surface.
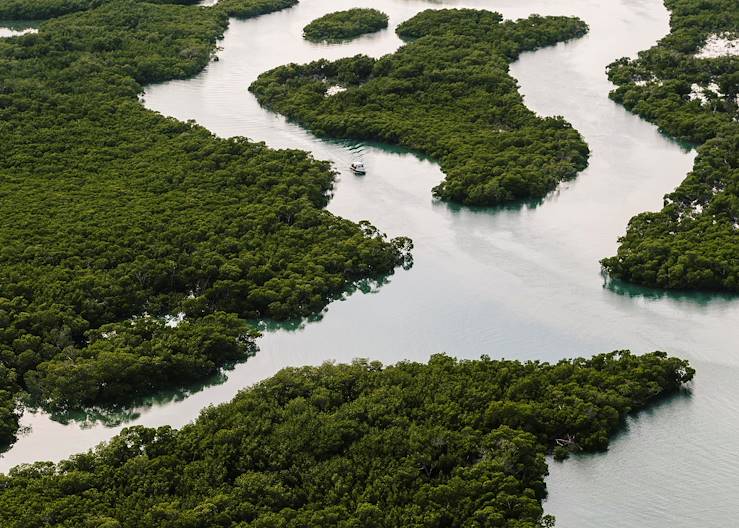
[3,1,738,527]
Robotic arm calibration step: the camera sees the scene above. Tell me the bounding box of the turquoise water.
[3,1,738,526]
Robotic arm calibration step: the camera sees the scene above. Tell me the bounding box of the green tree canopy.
[0,0,410,445]
[601,0,738,292]
[303,8,389,42]
[250,9,590,207]
[0,351,694,527]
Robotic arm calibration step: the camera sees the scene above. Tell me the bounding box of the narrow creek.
[3,1,738,526]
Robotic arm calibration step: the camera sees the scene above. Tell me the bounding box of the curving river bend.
[3,0,739,526]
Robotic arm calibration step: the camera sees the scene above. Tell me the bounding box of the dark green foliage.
[0,0,200,19]
[303,8,388,42]
[216,0,298,19]
[0,0,410,443]
[0,0,299,23]
[0,351,693,527]
[250,9,590,206]
[24,312,258,409]
[601,0,738,291]
[0,367,20,448]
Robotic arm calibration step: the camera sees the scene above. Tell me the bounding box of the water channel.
[2,1,738,526]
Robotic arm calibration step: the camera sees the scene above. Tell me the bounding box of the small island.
[303,8,388,42]
[253,9,590,206]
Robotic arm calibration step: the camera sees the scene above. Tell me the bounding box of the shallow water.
[3,1,738,526]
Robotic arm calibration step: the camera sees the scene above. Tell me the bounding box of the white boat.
[350,162,366,174]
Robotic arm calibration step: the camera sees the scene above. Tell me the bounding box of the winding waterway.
[3,0,739,526]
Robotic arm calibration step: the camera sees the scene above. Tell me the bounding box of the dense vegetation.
[0,0,199,19]
[601,0,738,291]
[216,0,298,19]
[0,0,300,19]
[0,351,693,527]
[0,0,411,445]
[251,9,590,206]
[303,8,388,42]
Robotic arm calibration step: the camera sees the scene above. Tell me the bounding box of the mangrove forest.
[601,0,738,292]
[250,9,591,207]
[0,352,694,527]
[0,0,411,445]
[303,8,388,42]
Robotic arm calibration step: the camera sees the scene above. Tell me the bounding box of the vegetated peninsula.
[0,351,693,527]
[0,0,201,19]
[250,9,590,207]
[601,0,738,292]
[0,0,301,19]
[303,8,389,42]
[0,0,412,447]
